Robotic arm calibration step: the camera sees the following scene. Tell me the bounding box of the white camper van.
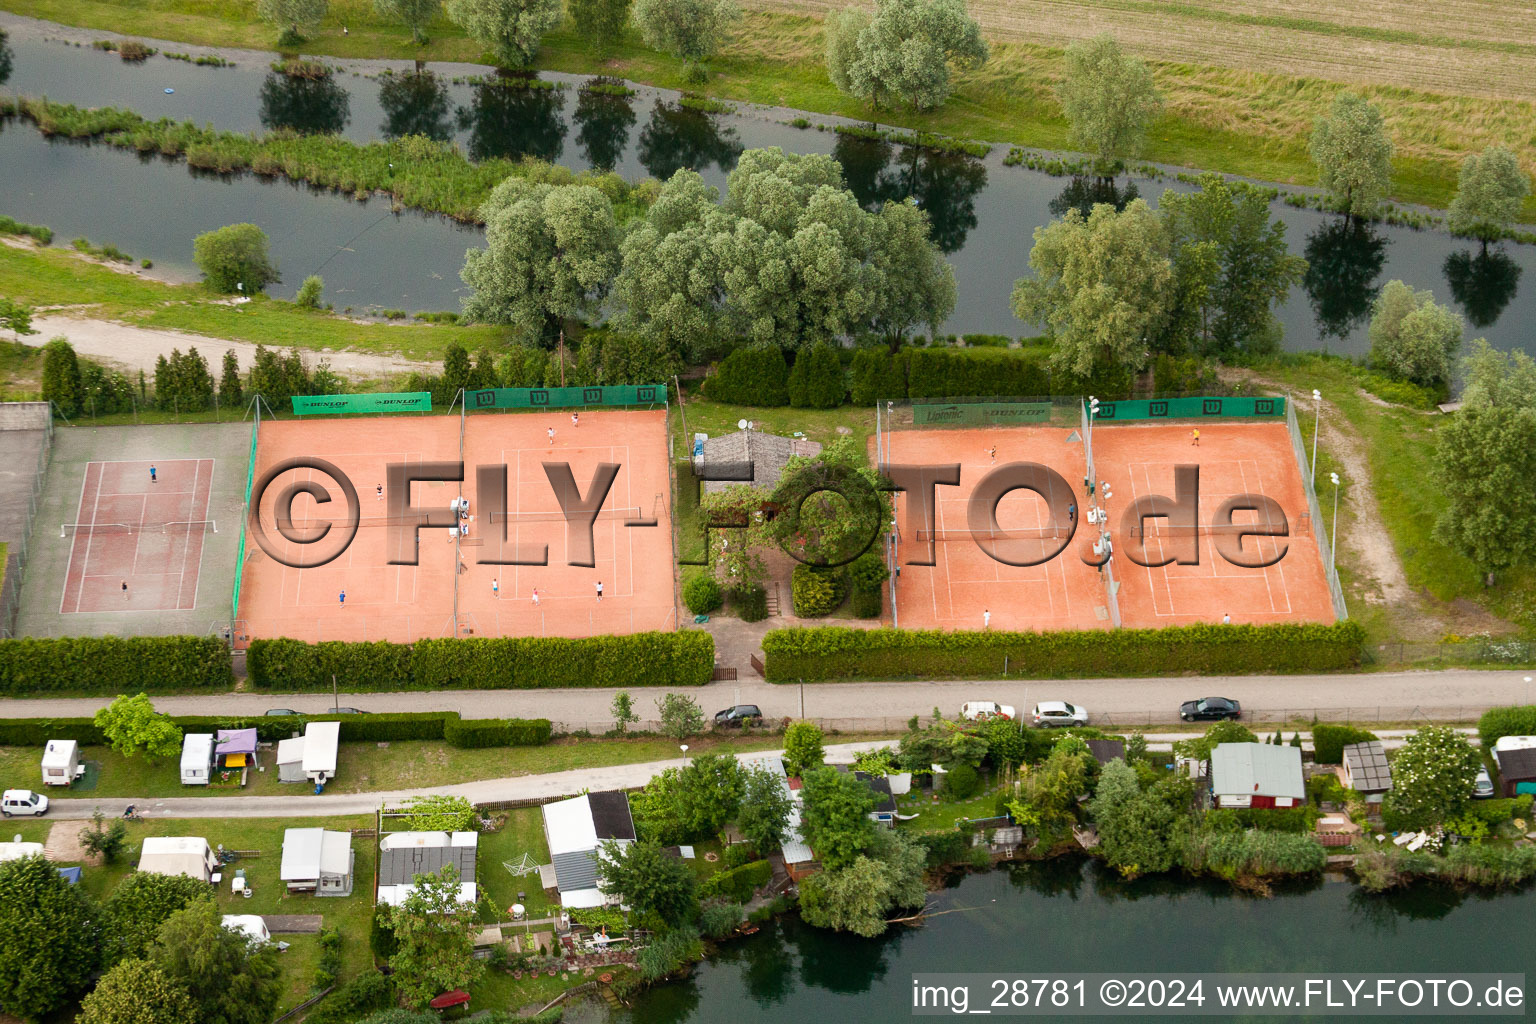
[40,740,83,787]
[180,734,215,786]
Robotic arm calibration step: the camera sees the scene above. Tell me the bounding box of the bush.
[1477,705,1536,747]
[702,346,789,406]
[683,574,723,615]
[698,901,745,939]
[943,762,981,799]
[698,859,772,902]
[635,926,703,982]
[720,843,754,869]
[1179,827,1326,879]
[849,348,909,405]
[192,222,278,294]
[1465,794,1533,825]
[247,639,411,691]
[791,564,846,617]
[731,584,768,622]
[1311,724,1379,765]
[442,718,553,748]
[761,622,1366,681]
[303,972,395,1024]
[848,552,888,619]
[787,344,846,408]
[0,636,232,695]
[295,275,324,309]
[913,828,970,866]
[1224,805,1316,833]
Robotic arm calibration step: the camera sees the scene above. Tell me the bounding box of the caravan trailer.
[180,734,216,786]
[40,740,82,787]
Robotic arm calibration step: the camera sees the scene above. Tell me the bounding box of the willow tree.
[825,0,988,111]
[1447,145,1530,246]
[1057,34,1162,180]
[444,0,562,66]
[1309,92,1393,221]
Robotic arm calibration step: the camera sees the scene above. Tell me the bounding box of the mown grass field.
[4,0,1534,217]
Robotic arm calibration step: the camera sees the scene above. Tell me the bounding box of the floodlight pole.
[1311,389,1322,485]
[1329,472,1340,574]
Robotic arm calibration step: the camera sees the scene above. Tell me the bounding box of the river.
[589,860,1534,1023]
[0,15,1531,357]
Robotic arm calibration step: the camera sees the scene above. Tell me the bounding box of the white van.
[1,790,49,817]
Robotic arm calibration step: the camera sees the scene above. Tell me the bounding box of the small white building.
[541,792,636,908]
[275,737,307,783]
[375,831,478,908]
[139,836,218,882]
[222,914,272,945]
[280,827,354,896]
[273,722,342,785]
[180,734,215,786]
[40,740,82,787]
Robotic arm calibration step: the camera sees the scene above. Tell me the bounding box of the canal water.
[596,860,1536,1023]
[1,16,1531,356]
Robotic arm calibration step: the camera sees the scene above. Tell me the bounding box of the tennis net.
[1129,516,1303,539]
[912,525,1069,543]
[62,519,217,538]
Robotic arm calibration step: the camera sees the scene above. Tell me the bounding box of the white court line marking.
[187,458,214,611]
[1250,459,1293,614]
[172,459,200,610]
[60,461,96,614]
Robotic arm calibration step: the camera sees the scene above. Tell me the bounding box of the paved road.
[3,669,1524,727]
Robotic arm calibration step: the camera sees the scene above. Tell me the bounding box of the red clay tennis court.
[236,410,674,643]
[60,458,216,613]
[1091,422,1335,628]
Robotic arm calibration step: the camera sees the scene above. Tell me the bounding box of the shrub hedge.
[760,622,1367,681]
[1477,705,1536,747]
[1467,794,1534,825]
[683,574,723,615]
[703,346,789,406]
[849,345,1135,405]
[732,584,768,622]
[848,553,888,619]
[0,636,232,695]
[249,632,713,690]
[0,711,549,748]
[787,344,847,408]
[1311,724,1379,764]
[790,564,845,617]
[698,858,772,902]
[442,718,553,747]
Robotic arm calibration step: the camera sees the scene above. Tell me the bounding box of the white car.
[960,701,1016,722]
[1472,766,1495,799]
[1,790,49,817]
[1031,701,1089,727]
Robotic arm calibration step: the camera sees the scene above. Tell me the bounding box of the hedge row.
[849,345,1135,405]
[1477,705,1536,747]
[699,858,773,902]
[1310,724,1379,764]
[702,347,789,406]
[0,711,550,748]
[760,622,1367,681]
[0,636,232,695]
[249,632,714,690]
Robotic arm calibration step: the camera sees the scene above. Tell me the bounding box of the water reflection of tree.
[456,81,566,164]
[1346,881,1470,931]
[636,100,742,181]
[831,132,986,254]
[258,72,351,135]
[377,70,453,142]
[573,84,636,172]
[1443,247,1522,329]
[1048,176,1141,219]
[794,916,898,994]
[0,31,13,88]
[710,921,797,1007]
[1302,219,1388,344]
[1005,856,1087,900]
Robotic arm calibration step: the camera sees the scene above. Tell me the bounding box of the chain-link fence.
[0,402,54,638]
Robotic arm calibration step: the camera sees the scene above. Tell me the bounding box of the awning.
[224,753,248,767]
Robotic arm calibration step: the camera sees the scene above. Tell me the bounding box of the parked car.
[1180,697,1242,722]
[1472,766,1495,799]
[1031,701,1089,727]
[264,708,301,716]
[1,789,49,817]
[960,701,1016,722]
[714,705,763,727]
[329,707,368,715]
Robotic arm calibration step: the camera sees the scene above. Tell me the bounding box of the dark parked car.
[329,707,368,715]
[714,704,763,727]
[264,708,301,716]
[1180,697,1242,722]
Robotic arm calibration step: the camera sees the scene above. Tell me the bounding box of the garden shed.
[1209,743,1304,809]
[40,739,81,787]
[697,430,822,494]
[1086,739,1126,766]
[1342,740,1393,800]
[280,827,354,896]
[1494,746,1536,798]
[541,791,636,908]
[215,728,259,770]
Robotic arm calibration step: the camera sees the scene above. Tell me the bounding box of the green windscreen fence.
[231,411,259,623]
[467,383,667,411]
[913,401,1054,425]
[1091,396,1287,421]
[291,392,433,415]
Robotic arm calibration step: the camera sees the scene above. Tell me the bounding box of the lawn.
[477,806,554,920]
[894,780,1003,833]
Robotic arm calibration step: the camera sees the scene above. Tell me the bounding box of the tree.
[104,872,213,964]
[1381,726,1482,831]
[798,828,924,936]
[596,839,697,926]
[1308,92,1393,221]
[1433,404,1536,582]
[460,179,619,341]
[0,297,37,343]
[632,0,740,80]
[376,866,483,1008]
[1367,280,1463,391]
[193,224,278,295]
[657,692,705,741]
[393,794,477,832]
[374,0,442,44]
[1459,338,1536,412]
[80,810,129,865]
[568,0,630,53]
[219,350,243,408]
[444,0,563,66]
[632,755,745,842]
[40,336,83,417]
[1158,173,1306,356]
[441,341,471,395]
[1056,34,1162,179]
[256,0,329,42]
[866,198,957,346]
[1013,742,1094,831]
[1089,759,1180,877]
[94,694,182,761]
[1447,146,1529,246]
[77,959,196,1024]
[0,855,99,1021]
[1171,720,1258,762]
[798,765,876,869]
[783,721,825,776]
[737,764,793,853]
[699,483,772,587]
[1010,198,1172,375]
[611,691,640,733]
[827,0,988,112]
[294,274,324,308]
[153,902,279,1024]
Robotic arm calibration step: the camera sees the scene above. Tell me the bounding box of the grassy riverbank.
[4,1,1535,219]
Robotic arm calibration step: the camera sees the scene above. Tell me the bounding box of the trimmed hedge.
[760,622,1367,681]
[249,632,714,690]
[1311,724,1379,765]
[683,574,723,615]
[0,711,549,748]
[442,718,553,748]
[1467,794,1534,825]
[0,636,232,695]
[703,346,789,406]
[848,553,888,619]
[791,564,846,617]
[849,344,1135,405]
[787,344,846,408]
[1477,705,1536,748]
[699,858,772,902]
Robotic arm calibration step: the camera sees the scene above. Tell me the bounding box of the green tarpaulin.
[291,392,433,415]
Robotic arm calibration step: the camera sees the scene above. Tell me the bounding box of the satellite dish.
[747,421,754,430]
[737,419,748,430]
